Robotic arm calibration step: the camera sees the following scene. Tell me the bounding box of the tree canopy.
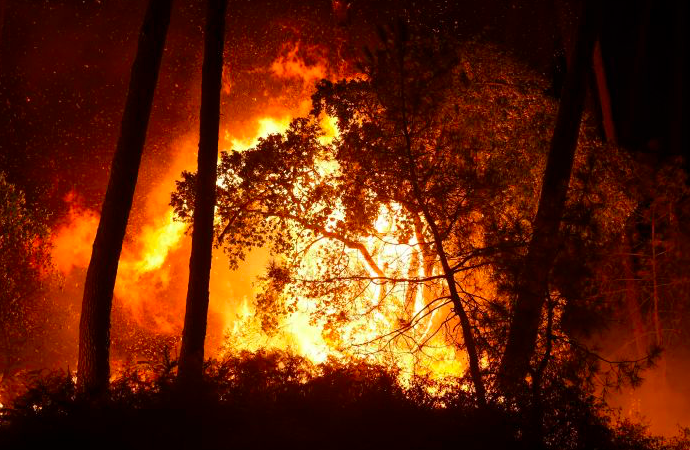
[171,26,647,405]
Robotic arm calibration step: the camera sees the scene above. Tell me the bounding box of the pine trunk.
[498,0,601,394]
[177,0,227,388]
[77,0,172,396]
[592,40,616,143]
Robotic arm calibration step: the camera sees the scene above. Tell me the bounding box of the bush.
[0,350,683,450]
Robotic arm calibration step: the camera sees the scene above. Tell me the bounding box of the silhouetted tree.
[177,0,227,388]
[173,34,562,406]
[171,17,631,416]
[498,0,602,394]
[78,0,173,396]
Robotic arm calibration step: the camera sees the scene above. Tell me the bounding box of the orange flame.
[48,42,462,384]
[270,43,329,86]
[52,192,99,274]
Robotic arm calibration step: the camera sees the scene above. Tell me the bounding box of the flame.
[228,116,292,151]
[222,199,464,382]
[47,41,463,385]
[270,43,329,86]
[129,209,185,273]
[52,193,99,274]
[317,113,339,145]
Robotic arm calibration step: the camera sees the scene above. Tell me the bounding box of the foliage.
[614,159,690,352]
[170,20,690,446]
[171,24,645,400]
[172,33,562,383]
[0,172,53,381]
[1,350,684,450]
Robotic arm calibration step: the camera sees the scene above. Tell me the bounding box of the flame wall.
[47,41,349,370]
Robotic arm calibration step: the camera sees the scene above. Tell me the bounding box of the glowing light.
[51,194,99,275]
[229,116,292,151]
[46,41,464,388]
[317,114,339,145]
[270,43,328,86]
[131,209,185,273]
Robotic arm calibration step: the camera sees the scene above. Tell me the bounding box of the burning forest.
[1,0,689,448]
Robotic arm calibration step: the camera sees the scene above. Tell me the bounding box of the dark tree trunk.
[592,40,616,143]
[77,0,172,396]
[424,212,487,406]
[407,151,486,407]
[498,0,602,394]
[177,0,227,388]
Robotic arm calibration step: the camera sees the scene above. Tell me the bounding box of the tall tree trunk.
[177,0,227,388]
[592,40,616,144]
[425,213,486,406]
[498,0,601,394]
[649,206,667,379]
[77,0,172,396]
[396,29,486,403]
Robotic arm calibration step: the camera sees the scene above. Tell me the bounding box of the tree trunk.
[410,188,486,406]
[77,0,172,396]
[592,40,616,144]
[177,0,227,388]
[498,0,601,394]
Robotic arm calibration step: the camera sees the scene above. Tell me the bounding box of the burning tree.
[4,3,690,449]
[169,11,661,422]
[172,26,607,403]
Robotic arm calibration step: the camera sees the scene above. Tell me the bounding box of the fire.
[47,41,464,385]
[222,199,464,383]
[270,43,329,86]
[317,114,339,145]
[51,193,99,274]
[228,116,292,151]
[130,209,185,273]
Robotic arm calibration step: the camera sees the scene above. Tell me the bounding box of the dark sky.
[0,0,687,218]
